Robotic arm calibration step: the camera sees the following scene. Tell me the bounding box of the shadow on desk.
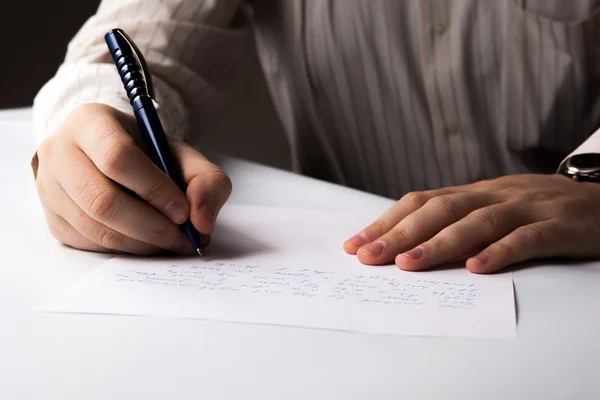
[204,222,274,259]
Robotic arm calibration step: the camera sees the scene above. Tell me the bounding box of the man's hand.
[35,103,232,255]
[344,174,600,273]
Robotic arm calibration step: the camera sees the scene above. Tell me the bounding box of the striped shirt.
[33,0,600,199]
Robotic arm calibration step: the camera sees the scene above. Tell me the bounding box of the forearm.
[33,0,251,146]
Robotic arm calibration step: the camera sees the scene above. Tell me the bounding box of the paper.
[37,205,516,338]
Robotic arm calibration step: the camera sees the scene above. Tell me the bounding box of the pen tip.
[196,248,203,256]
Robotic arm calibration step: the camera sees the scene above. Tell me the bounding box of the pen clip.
[113,28,156,101]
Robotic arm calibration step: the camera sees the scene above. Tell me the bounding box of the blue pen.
[105,28,203,256]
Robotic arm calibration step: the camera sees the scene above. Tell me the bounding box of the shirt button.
[433,22,447,35]
[445,123,460,136]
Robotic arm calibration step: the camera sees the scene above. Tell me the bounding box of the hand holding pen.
[31,30,232,256]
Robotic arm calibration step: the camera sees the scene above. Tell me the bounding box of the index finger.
[343,188,454,254]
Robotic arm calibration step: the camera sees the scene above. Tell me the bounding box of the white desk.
[1,108,599,400]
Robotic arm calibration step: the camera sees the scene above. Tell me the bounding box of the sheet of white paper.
[37,205,516,338]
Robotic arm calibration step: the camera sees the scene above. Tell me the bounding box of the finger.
[466,220,565,274]
[395,202,539,271]
[172,140,232,234]
[75,116,190,225]
[344,188,455,254]
[356,191,498,265]
[49,143,193,254]
[44,211,110,253]
[37,167,170,255]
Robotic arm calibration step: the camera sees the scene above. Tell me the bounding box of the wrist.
[558,153,600,183]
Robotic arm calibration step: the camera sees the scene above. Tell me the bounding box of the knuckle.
[101,140,133,175]
[94,227,125,249]
[475,178,492,188]
[525,189,563,202]
[494,241,514,258]
[76,103,118,129]
[471,208,498,229]
[366,220,388,237]
[498,186,519,198]
[401,191,427,208]
[435,227,457,251]
[37,139,54,162]
[47,220,67,243]
[520,225,547,246]
[71,104,122,138]
[86,188,119,221]
[432,235,448,252]
[211,170,233,195]
[427,196,457,215]
[144,180,168,204]
[391,226,410,245]
[149,223,171,245]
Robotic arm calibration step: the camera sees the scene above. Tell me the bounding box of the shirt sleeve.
[558,128,600,172]
[32,0,252,146]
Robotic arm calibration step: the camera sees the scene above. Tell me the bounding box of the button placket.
[433,22,447,36]
[444,122,461,137]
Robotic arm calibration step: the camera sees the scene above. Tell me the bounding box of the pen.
[104,28,203,256]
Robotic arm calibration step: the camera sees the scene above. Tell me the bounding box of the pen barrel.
[105,29,202,252]
[134,97,187,193]
[105,30,150,104]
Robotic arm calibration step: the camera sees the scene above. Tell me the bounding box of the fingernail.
[198,202,216,224]
[362,241,385,257]
[165,200,188,224]
[473,252,489,265]
[402,246,424,260]
[347,232,368,247]
[200,234,211,249]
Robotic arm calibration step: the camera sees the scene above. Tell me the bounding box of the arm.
[31,0,250,255]
[33,0,251,145]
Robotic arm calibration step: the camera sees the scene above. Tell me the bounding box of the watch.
[559,153,600,182]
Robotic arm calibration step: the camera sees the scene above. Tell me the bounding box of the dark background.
[1,1,289,169]
[2,2,98,108]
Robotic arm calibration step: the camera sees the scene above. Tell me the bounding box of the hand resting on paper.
[33,103,232,255]
[344,174,600,273]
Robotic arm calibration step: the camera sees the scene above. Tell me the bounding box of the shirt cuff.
[32,63,189,146]
[557,126,600,172]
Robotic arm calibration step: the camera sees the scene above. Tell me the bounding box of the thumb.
[171,139,232,235]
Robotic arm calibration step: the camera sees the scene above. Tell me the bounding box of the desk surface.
[1,108,599,400]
